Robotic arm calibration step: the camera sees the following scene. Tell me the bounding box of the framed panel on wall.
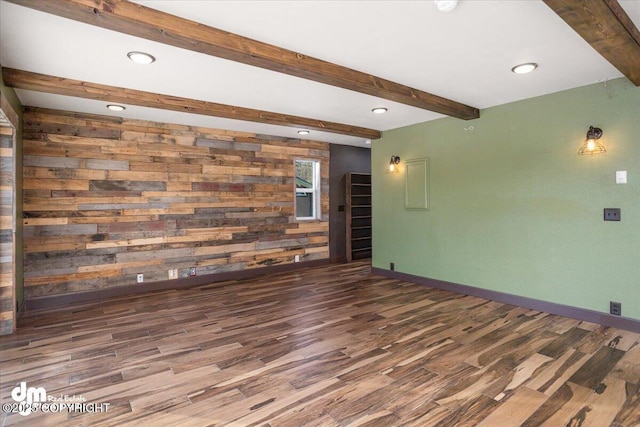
[405,158,429,210]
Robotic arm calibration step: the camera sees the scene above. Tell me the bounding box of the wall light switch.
[616,170,627,184]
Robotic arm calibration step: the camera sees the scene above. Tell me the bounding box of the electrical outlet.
[390,262,395,271]
[294,255,300,262]
[136,273,144,283]
[610,301,622,316]
[168,269,178,279]
[604,208,621,221]
[188,266,197,277]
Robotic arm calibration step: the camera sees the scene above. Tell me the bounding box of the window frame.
[294,158,321,221]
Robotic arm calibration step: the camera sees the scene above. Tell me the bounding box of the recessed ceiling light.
[511,63,538,74]
[127,51,156,64]
[106,104,126,112]
[297,130,310,135]
[372,107,388,114]
[434,0,458,12]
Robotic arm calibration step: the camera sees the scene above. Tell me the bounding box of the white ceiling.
[1,0,639,147]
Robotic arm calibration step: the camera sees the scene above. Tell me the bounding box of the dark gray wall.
[329,144,371,263]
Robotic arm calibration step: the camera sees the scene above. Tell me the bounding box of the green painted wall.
[373,78,640,320]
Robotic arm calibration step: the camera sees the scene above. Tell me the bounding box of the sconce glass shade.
[578,126,605,155]
[389,155,400,172]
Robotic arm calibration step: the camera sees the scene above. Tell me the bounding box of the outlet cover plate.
[610,301,622,316]
[136,273,144,283]
[604,208,621,221]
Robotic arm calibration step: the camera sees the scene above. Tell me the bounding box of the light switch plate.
[616,170,627,184]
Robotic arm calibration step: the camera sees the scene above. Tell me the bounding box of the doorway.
[0,97,18,335]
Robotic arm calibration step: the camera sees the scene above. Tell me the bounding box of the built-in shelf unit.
[346,173,372,261]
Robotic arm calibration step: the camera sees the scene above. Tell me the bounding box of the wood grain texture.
[2,68,380,140]
[21,107,329,299]
[4,0,479,120]
[0,127,15,336]
[542,0,640,85]
[1,261,639,425]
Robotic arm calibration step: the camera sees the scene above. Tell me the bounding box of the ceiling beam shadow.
[543,0,640,85]
[6,0,479,120]
[2,67,381,139]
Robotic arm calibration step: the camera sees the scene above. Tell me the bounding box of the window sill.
[295,218,323,222]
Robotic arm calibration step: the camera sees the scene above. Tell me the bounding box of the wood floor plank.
[434,394,499,427]
[612,381,640,426]
[400,403,452,427]
[538,327,590,358]
[611,342,640,384]
[434,359,513,410]
[521,381,592,427]
[476,386,547,427]
[526,348,591,396]
[492,352,553,401]
[579,376,628,427]
[569,346,626,390]
[1,261,638,426]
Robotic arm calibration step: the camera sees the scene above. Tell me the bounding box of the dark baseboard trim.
[372,267,640,333]
[25,259,331,312]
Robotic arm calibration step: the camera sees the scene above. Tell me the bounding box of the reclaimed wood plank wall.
[22,107,330,300]
[0,123,14,334]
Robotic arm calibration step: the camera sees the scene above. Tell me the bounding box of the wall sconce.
[578,126,606,155]
[388,155,401,172]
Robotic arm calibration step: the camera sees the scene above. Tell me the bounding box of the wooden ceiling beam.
[2,68,381,139]
[5,0,479,120]
[543,0,640,85]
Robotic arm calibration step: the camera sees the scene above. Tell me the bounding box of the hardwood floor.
[1,261,639,426]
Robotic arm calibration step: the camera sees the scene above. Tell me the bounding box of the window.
[295,159,321,220]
